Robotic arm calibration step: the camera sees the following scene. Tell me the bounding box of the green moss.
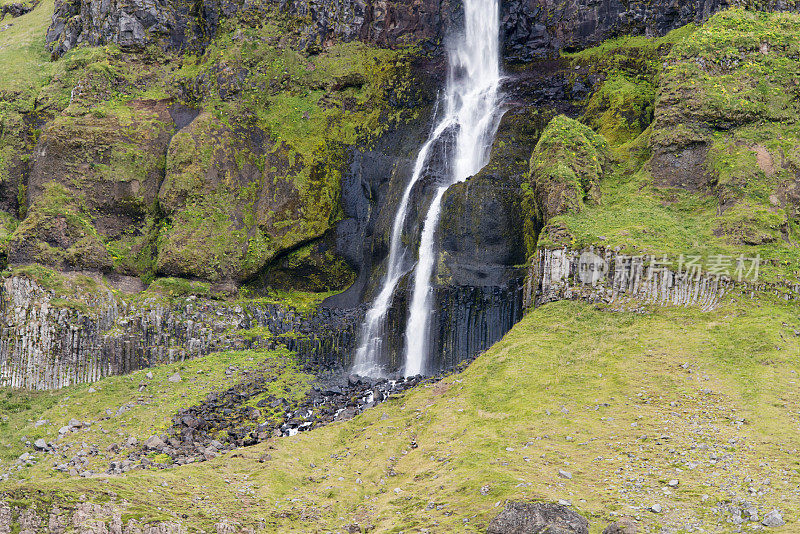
[236,288,338,315]
[583,75,654,146]
[526,115,611,253]
[263,240,355,293]
[146,277,211,298]
[715,200,784,245]
[7,182,114,271]
[567,24,697,151]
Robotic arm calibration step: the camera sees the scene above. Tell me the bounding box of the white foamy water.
[353,0,502,378]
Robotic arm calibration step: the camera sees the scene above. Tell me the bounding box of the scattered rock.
[603,518,638,534]
[558,469,572,479]
[33,438,48,451]
[650,504,662,513]
[762,510,785,528]
[168,372,182,383]
[144,435,166,450]
[487,501,589,534]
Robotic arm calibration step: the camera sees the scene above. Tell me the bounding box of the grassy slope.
[2,294,798,533]
[0,0,54,96]
[0,348,312,466]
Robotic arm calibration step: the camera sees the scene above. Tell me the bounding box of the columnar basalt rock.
[524,247,799,311]
[0,276,360,390]
[0,500,185,534]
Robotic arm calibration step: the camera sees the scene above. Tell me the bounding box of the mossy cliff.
[529,9,800,290]
[0,0,439,288]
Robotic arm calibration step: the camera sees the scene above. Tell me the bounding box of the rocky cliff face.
[501,0,800,61]
[47,0,800,62]
[45,0,457,58]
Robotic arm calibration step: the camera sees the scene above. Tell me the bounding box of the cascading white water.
[352,0,501,378]
[404,0,502,376]
[351,118,455,377]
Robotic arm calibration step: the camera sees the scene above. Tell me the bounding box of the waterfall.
[352,0,502,378]
[351,118,455,377]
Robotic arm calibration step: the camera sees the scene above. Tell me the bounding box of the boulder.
[762,510,785,528]
[603,518,638,534]
[144,435,166,450]
[528,115,610,226]
[487,501,589,534]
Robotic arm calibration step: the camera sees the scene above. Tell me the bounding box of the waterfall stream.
[352,0,502,377]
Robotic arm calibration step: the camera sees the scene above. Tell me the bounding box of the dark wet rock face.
[45,0,457,58]
[500,0,772,62]
[487,501,590,534]
[47,0,791,61]
[45,0,246,58]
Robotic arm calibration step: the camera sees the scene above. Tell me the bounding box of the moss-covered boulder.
[6,182,115,270]
[155,111,346,283]
[527,115,611,225]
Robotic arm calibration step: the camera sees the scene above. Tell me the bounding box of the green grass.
[236,287,339,314]
[547,162,800,284]
[3,296,798,532]
[0,0,54,97]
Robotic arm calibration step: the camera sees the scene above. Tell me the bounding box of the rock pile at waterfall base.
[106,370,433,473]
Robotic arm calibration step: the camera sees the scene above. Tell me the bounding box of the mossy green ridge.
[2,295,798,532]
[541,9,800,284]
